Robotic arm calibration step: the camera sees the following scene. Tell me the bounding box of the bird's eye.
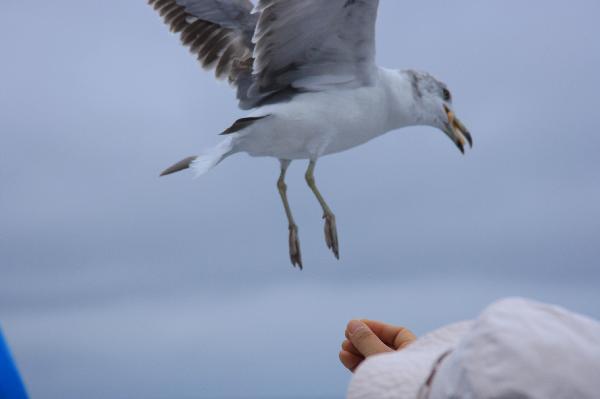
[442,88,451,102]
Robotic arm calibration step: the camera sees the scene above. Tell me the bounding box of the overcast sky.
[1,1,600,398]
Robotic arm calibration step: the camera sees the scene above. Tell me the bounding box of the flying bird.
[149,0,472,268]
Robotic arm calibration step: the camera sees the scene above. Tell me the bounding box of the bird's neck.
[378,68,425,131]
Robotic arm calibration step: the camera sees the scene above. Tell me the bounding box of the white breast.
[231,68,415,160]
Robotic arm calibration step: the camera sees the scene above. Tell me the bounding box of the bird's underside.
[148,0,472,268]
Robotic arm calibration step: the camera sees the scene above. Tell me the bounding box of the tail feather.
[160,137,234,178]
[160,156,197,177]
[191,136,234,177]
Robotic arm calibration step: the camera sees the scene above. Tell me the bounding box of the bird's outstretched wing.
[149,0,380,109]
[250,0,380,98]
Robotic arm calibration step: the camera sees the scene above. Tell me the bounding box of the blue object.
[0,329,28,399]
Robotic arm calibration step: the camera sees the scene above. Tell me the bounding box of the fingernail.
[348,320,366,335]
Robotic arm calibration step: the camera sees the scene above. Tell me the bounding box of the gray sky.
[1,1,600,398]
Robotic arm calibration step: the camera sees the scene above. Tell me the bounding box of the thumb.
[346,320,393,358]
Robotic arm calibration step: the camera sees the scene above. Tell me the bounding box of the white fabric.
[429,298,600,399]
[347,297,600,399]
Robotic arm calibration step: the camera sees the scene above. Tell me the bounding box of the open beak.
[443,105,473,154]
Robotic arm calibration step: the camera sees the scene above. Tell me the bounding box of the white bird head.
[406,70,473,153]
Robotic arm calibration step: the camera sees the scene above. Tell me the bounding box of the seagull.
[149,0,472,269]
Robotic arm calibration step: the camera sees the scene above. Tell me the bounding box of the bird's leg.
[277,159,302,269]
[305,160,339,259]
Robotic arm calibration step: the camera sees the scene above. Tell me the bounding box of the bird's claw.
[323,213,339,259]
[288,224,303,269]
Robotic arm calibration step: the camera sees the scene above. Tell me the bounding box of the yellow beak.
[444,105,473,154]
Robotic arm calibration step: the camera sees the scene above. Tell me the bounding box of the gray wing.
[149,0,380,109]
[250,0,380,98]
[148,0,257,105]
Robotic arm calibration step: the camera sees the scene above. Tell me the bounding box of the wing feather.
[148,0,256,104]
[250,0,380,96]
[149,0,380,109]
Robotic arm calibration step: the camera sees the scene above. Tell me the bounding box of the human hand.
[339,319,417,372]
